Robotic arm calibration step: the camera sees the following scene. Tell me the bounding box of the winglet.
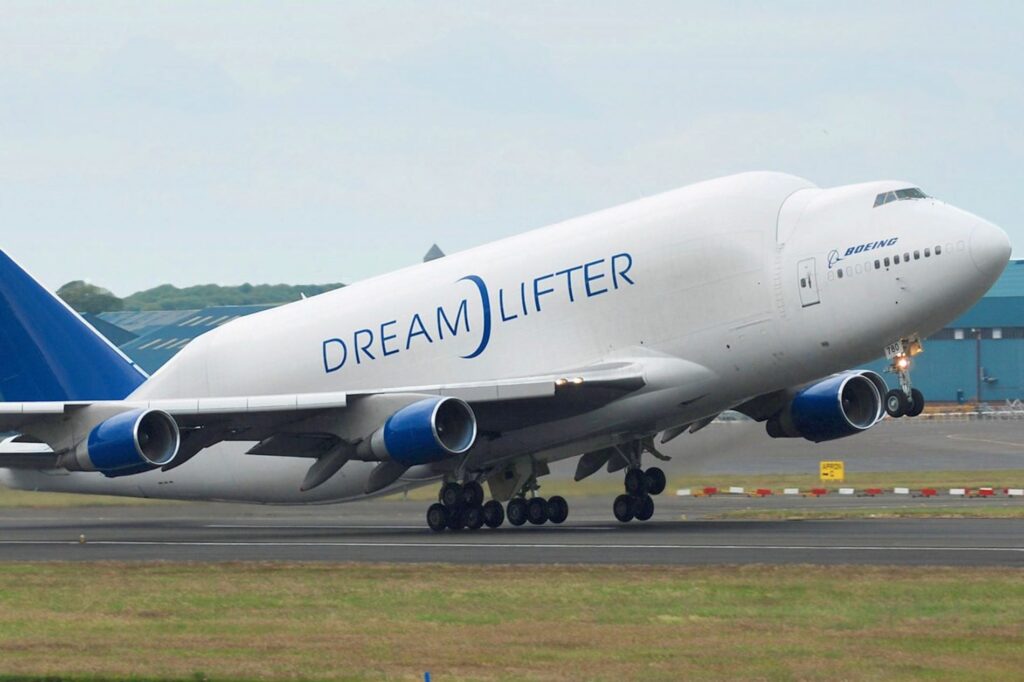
[0,251,147,401]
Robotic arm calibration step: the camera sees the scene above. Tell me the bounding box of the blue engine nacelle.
[766,371,884,442]
[362,397,477,466]
[71,409,181,477]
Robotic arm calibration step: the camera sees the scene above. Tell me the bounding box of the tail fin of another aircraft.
[0,251,147,401]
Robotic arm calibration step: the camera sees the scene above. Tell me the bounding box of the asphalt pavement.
[2,496,1021,566]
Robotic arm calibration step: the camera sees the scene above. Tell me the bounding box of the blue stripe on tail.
[0,251,147,401]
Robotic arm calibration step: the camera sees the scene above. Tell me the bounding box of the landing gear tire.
[527,497,549,525]
[440,482,463,507]
[507,498,528,526]
[446,506,465,531]
[426,503,448,532]
[613,494,635,523]
[464,505,484,530]
[885,389,910,418]
[482,500,505,528]
[546,496,569,524]
[908,388,925,417]
[624,468,648,496]
[462,481,484,507]
[644,467,666,496]
[634,495,655,521]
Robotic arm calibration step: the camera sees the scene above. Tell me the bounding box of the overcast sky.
[1,1,1020,295]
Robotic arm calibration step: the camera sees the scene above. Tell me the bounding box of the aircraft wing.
[0,359,650,469]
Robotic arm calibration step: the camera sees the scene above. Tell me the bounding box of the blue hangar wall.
[860,259,1024,403]
[88,260,1024,403]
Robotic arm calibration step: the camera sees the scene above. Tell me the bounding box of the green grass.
[709,505,1024,520]
[4,468,1024,508]
[391,469,1024,501]
[0,563,1022,681]
[0,484,171,508]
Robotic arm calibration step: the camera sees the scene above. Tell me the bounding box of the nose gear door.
[797,257,820,307]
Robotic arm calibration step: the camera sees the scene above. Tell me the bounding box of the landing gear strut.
[611,439,667,523]
[884,337,926,418]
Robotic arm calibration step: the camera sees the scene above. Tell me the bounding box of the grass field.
[0,485,168,508]
[0,563,1021,681]
[3,468,1024,508]
[394,469,1024,502]
[710,505,1024,520]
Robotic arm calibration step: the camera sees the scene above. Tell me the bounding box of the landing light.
[896,357,909,370]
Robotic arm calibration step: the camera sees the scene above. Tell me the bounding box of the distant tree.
[121,282,345,310]
[56,280,345,312]
[56,281,125,314]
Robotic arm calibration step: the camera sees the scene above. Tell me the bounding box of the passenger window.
[914,250,920,260]
[837,269,844,279]
[855,264,863,274]
[904,252,910,261]
[894,254,900,264]
[884,257,890,267]
[924,248,930,257]
[800,278,806,288]
[874,260,880,269]
[935,245,942,255]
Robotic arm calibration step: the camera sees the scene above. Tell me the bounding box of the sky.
[0,1,1021,295]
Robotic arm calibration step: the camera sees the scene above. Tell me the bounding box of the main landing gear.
[884,337,925,418]
[607,437,668,523]
[426,479,569,532]
[613,466,666,523]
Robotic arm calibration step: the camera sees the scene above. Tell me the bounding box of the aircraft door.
[797,257,820,307]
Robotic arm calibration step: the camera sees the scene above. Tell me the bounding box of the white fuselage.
[3,172,1010,502]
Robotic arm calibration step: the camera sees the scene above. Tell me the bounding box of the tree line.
[56,280,345,313]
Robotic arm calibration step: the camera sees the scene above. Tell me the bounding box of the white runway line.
[1,540,1021,553]
[203,524,618,531]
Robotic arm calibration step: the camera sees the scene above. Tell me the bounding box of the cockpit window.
[874,187,928,207]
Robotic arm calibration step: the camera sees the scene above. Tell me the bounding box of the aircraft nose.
[969,218,1012,278]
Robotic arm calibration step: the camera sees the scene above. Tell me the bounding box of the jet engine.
[63,409,180,477]
[766,371,884,442]
[360,396,477,466]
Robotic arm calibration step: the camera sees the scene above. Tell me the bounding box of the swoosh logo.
[458,275,491,359]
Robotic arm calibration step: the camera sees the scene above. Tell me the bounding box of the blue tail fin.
[0,251,147,401]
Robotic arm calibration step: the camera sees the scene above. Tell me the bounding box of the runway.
[2,497,1021,566]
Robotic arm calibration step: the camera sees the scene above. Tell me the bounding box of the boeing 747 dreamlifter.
[0,172,1011,530]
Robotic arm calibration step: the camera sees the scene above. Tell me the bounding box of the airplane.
[0,172,1011,531]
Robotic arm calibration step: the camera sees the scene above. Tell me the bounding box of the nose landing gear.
[884,338,926,418]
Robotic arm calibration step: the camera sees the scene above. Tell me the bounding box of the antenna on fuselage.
[423,244,445,263]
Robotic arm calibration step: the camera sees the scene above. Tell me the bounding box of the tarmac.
[1,495,1021,567]
[2,418,1022,567]
[562,418,1024,477]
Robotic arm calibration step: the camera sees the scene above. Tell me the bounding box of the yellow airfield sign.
[819,460,845,482]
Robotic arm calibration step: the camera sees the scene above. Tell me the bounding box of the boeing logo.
[321,252,635,373]
[828,237,899,269]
